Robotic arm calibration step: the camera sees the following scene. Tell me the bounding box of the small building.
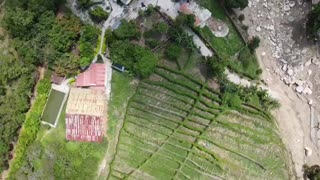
[112,63,125,72]
[179,2,212,28]
[76,63,106,87]
[51,73,65,85]
[65,88,106,142]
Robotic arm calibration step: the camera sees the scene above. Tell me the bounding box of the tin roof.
[76,63,106,87]
[66,114,104,142]
[65,88,106,142]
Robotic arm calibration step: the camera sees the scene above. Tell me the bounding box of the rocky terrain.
[238,0,320,178]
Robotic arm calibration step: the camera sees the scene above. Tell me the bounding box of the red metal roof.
[179,3,192,14]
[76,63,106,87]
[179,3,202,27]
[66,114,104,142]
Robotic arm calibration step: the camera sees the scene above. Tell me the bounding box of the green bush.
[165,43,182,61]
[222,92,242,108]
[8,77,51,178]
[89,6,109,23]
[110,40,158,78]
[113,20,140,40]
[145,39,160,49]
[306,4,320,40]
[249,36,260,51]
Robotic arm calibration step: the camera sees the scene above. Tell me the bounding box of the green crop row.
[139,82,195,104]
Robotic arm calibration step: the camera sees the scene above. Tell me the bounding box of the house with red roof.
[179,2,212,28]
[76,63,106,87]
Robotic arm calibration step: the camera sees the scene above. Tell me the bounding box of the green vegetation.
[89,6,109,23]
[108,72,137,138]
[1,0,100,174]
[41,89,66,125]
[77,0,94,9]
[194,0,260,79]
[113,20,140,40]
[109,40,158,78]
[304,165,320,180]
[8,77,51,177]
[224,0,248,10]
[108,66,291,179]
[79,25,100,67]
[12,106,108,179]
[306,4,320,40]
[165,43,182,61]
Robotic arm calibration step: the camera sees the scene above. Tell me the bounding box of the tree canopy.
[110,40,158,78]
[89,6,109,23]
[306,4,320,40]
[224,0,248,10]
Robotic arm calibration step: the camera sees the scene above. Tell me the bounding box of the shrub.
[238,14,245,21]
[145,39,160,49]
[89,6,109,23]
[222,92,242,108]
[114,20,140,40]
[77,0,94,9]
[153,22,168,34]
[109,40,158,78]
[249,36,260,51]
[225,0,248,10]
[306,4,320,40]
[303,165,320,180]
[165,43,182,61]
[207,56,226,78]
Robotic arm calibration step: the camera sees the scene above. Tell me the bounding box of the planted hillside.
[108,66,292,179]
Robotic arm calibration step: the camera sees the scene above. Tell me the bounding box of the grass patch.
[41,89,65,125]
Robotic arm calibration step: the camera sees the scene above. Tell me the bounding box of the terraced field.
[108,66,292,179]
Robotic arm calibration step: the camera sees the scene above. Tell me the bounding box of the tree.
[165,44,182,61]
[224,0,248,10]
[109,40,158,78]
[77,0,93,9]
[89,7,109,23]
[208,56,226,78]
[304,165,320,180]
[54,54,80,76]
[113,20,140,40]
[306,4,320,40]
[153,22,168,34]
[4,8,35,38]
[249,36,260,51]
[176,14,196,27]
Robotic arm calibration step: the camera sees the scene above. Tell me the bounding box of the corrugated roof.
[76,63,106,87]
[65,88,107,142]
[66,88,106,116]
[66,114,104,142]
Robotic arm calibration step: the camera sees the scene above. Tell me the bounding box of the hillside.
[108,65,293,179]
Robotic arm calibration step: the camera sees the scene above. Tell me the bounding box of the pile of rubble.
[244,0,318,96]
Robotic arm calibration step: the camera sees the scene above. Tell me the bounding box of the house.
[76,63,106,87]
[179,2,212,28]
[51,73,65,85]
[65,88,106,142]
